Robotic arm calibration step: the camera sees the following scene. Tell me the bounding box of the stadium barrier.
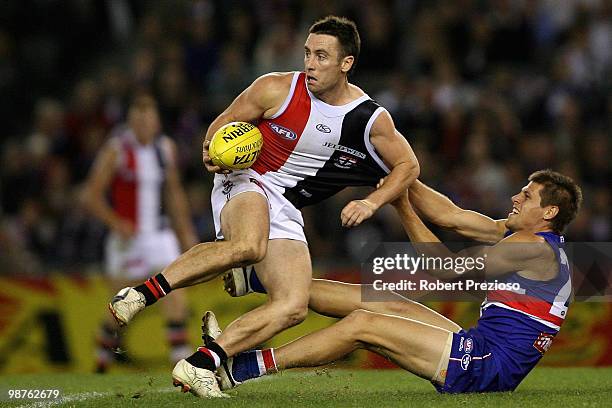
[0,273,611,374]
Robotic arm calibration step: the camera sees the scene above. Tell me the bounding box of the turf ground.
[2,367,611,408]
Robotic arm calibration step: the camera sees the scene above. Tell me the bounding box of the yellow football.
[208,122,264,170]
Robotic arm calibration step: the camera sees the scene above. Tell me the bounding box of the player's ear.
[340,55,354,74]
[543,205,559,222]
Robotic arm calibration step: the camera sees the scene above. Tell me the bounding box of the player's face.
[129,104,160,143]
[506,182,553,232]
[304,34,349,94]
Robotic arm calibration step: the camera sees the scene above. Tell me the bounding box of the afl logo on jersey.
[316,123,331,133]
[269,123,297,140]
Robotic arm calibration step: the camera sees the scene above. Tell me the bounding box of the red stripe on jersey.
[111,144,138,227]
[252,73,311,174]
[261,349,276,373]
[487,290,564,327]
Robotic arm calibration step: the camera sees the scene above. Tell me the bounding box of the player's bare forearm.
[344,121,417,228]
[394,193,440,243]
[408,180,460,227]
[204,111,237,143]
[340,159,417,228]
[409,180,506,243]
[81,143,134,238]
[163,141,198,250]
[393,193,466,280]
[83,193,123,231]
[364,160,418,209]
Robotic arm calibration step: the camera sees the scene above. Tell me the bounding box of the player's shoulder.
[250,72,295,109]
[501,230,546,244]
[497,231,552,261]
[252,72,295,91]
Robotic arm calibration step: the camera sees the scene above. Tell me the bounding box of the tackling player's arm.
[393,192,548,280]
[409,180,507,244]
[341,110,419,227]
[202,73,293,173]
[163,138,198,251]
[81,141,134,240]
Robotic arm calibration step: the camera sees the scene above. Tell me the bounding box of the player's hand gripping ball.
[208,122,264,170]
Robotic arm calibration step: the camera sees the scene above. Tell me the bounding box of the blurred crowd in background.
[0,0,610,275]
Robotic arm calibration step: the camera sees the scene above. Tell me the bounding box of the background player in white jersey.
[109,16,419,396]
[208,170,582,394]
[82,93,197,372]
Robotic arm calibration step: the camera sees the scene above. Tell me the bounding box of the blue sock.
[250,268,266,294]
[231,349,277,382]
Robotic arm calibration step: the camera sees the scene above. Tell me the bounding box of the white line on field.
[16,371,318,407]
[16,387,176,408]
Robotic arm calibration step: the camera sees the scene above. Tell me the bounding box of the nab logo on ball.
[269,123,297,140]
[209,122,264,170]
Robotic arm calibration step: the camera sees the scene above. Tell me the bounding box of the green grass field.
[2,367,611,407]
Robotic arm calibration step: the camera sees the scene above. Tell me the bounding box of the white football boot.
[108,287,145,327]
[223,266,255,297]
[172,359,228,398]
[201,311,242,391]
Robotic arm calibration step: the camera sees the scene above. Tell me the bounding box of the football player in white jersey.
[109,16,419,397]
[82,93,197,372]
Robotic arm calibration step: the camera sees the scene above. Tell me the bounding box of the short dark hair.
[309,16,360,75]
[529,169,582,234]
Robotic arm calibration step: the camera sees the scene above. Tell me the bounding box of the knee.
[342,309,374,332]
[274,302,309,328]
[231,239,267,265]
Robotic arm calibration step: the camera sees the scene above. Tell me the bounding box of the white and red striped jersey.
[251,72,390,208]
[108,128,173,233]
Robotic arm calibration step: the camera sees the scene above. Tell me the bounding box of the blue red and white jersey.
[108,127,173,234]
[251,72,390,209]
[481,231,571,331]
[470,231,571,389]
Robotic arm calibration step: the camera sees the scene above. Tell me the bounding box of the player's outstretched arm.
[393,192,549,280]
[409,180,507,243]
[202,73,293,173]
[341,111,419,227]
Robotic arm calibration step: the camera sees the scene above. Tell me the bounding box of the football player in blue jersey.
[216,169,581,393]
